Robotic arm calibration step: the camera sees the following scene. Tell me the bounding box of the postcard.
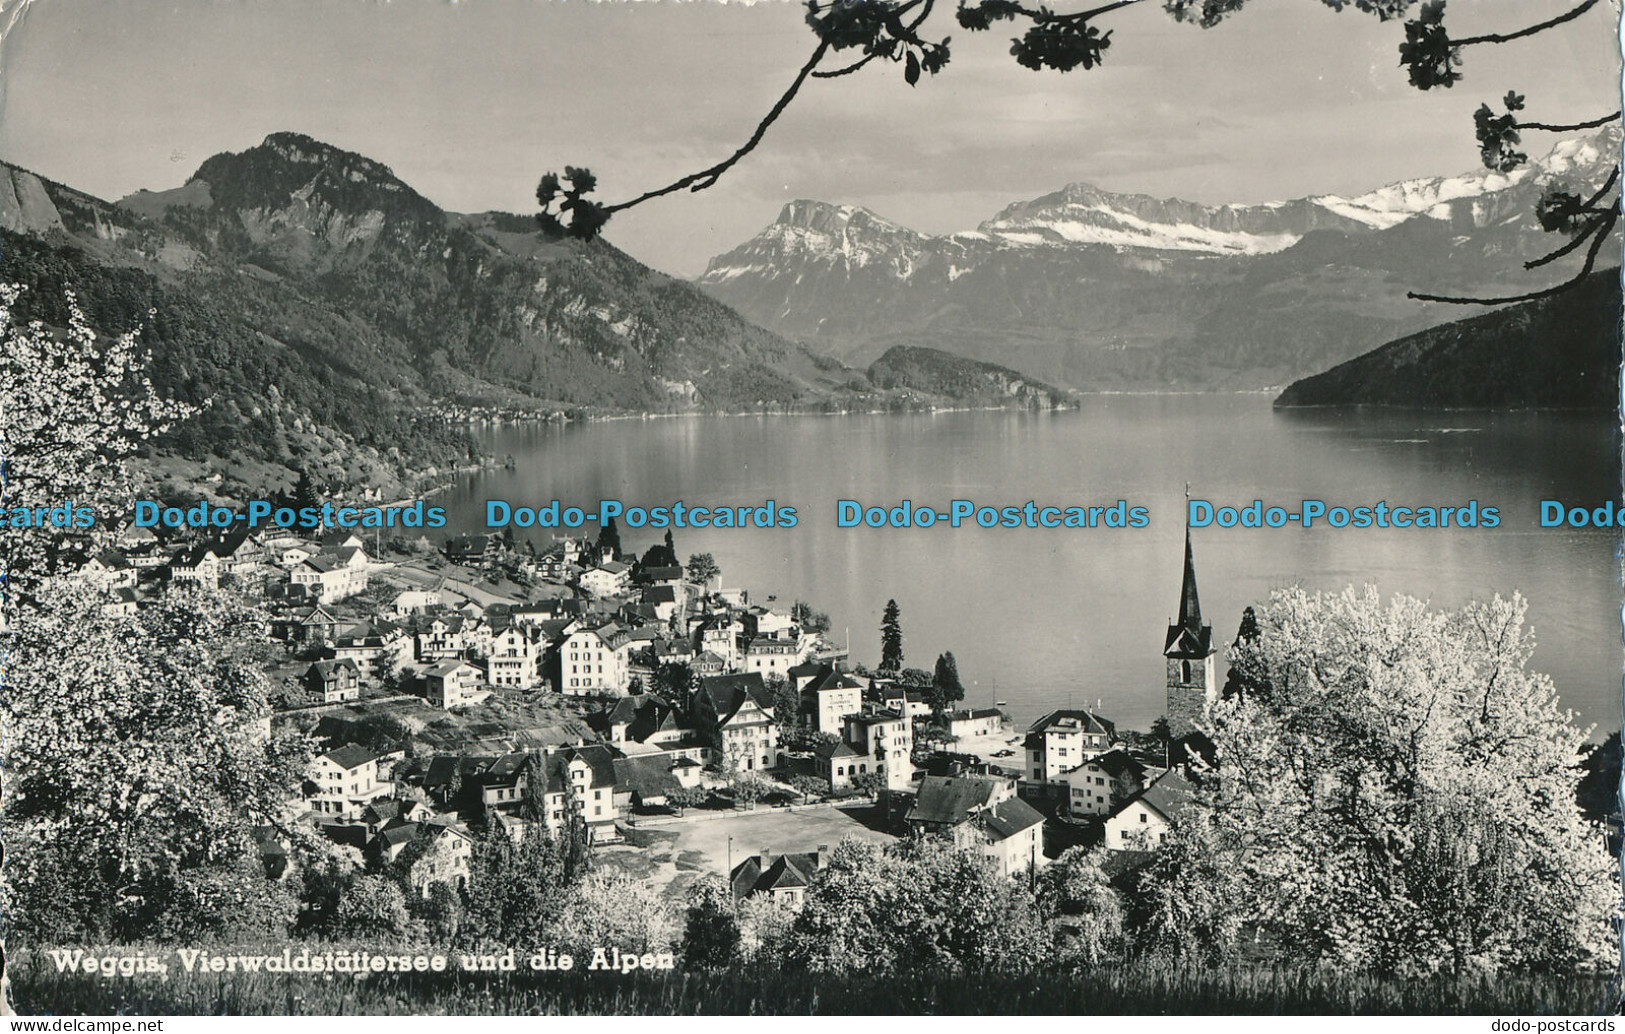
[0,0,1620,1018]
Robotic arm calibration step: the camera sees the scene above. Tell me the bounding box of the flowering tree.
[0,284,196,595]
[1140,587,1618,974]
[552,871,679,957]
[1,285,308,944]
[3,584,311,942]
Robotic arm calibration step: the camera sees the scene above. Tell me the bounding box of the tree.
[785,836,1046,973]
[686,552,721,588]
[1169,586,1616,974]
[731,776,771,809]
[663,527,676,555]
[0,284,196,594]
[419,880,466,945]
[681,875,742,968]
[766,672,803,738]
[879,598,904,674]
[333,875,412,940]
[1221,605,1265,702]
[851,771,883,798]
[291,467,321,512]
[653,661,697,716]
[463,820,587,948]
[3,584,312,943]
[1035,846,1126,966]
[787,774,831,803]
[930,651,965,718]
[534,1,1615,306]
[664,784,710,815]
[553,871,679,957]
[791,599,831,634]
[597,514,622,559]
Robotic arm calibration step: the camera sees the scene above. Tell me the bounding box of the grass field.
[10,950,1617,1016]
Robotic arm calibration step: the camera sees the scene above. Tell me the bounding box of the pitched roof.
[423,658,478,679]
[729,851,822,900]
[808,668,862,693]
[1027,709,1117,737]
[699,673,771,723]
[813,739,861,759]
[321,744,377,770]
[375,822,420,850]
[906,775,1004,827]
[1107,769,1198,824]
[612,754,683,800]
[1085,748,1146,780]
[952,707,1004,721]
[1138,769,1197,822]
[982,797,1046,840]
[309,658,360,677]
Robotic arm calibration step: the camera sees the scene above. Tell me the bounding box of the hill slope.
[1274,272,1620,410]
[866,346,1070,408]
[6,134,1064,495]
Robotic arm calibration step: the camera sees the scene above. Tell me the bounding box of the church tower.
[1164,528,1217,738]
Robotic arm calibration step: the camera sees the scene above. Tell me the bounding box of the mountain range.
[697,132,1620,391]
[1,133,1056,497]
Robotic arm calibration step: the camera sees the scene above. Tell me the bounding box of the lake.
[441,396,1623,736]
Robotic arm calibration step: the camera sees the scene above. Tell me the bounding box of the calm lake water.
[443,396,1624,736]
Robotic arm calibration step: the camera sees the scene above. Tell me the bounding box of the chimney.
[759,846,772,867]
[816,844,829,868]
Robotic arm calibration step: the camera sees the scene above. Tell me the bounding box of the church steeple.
[1164,517,1217,739]
[1177,527,1202,634]
[1164,527,1213,660]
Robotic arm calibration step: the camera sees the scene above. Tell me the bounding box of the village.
[73,511,1217,915]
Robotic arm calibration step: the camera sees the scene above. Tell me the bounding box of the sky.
[0,0,1618,276]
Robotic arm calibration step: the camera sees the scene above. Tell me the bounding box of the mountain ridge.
[0,134,1068,498]
[696,130,1620,391]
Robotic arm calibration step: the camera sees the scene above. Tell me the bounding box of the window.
[1139,813,1148,824]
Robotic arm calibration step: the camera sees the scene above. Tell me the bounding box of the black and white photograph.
[0,0,1621,1017]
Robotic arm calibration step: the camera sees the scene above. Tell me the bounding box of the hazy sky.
[1,0,1618,275]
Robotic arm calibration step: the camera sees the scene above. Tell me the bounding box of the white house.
[1102,769,1196,850]
[423,658,485,709]
[843,708,914,792]
[487,625,542,689]
[309,745,388,820]
[1024,709,1116,785]
[1065,748,1149,818]
[579,560,631,598]
[289,554,368,603]
[697,673,778,774]
[803,667,864,735]
[559,623,636,695]
[947,708,1005,739]
[743,636,804,678]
